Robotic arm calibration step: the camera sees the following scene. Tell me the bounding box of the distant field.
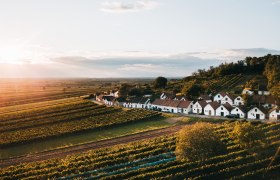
[1,122,280,179]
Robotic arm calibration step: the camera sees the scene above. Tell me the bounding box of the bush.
[175,122,227,162]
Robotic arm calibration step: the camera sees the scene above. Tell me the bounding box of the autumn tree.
[176,122,226,162]
[229,122,267,149]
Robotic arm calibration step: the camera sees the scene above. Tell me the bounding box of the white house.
[221,94,235,106]
[151,99,193,114]
[258,85,270,96]
[216,103,233,117]
[242,88,254,96]
[204,101,220,116]
[269,106,280,121]
[192,100,207,114]
[231,106,247,118]
[213,92,227,103]
[234,96,245,106]
[103,96,115,106]
[247,107,267,120]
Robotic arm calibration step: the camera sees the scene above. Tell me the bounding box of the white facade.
[234,96,245,106]
[242,89,254,95]
[269,109,280,121]
[192,102,204,114]
[247,107,266,120]
[221,95,234,106]
[181,102,194,114]
[213,93,225,103]
[216,105,231,117]
[204,104,216,116]
[104,99,114,106]
[231,107,246,118]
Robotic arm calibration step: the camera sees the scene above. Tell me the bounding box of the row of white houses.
[96,92,280,121]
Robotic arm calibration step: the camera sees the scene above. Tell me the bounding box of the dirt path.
[0,124,185,168]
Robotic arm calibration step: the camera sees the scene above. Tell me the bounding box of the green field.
[0,118,171,159]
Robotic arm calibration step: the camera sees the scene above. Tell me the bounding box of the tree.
[154,76,168,89]
[119,84,131,97]
[181,81,205,100]
[229,122,267,149]
[176,123,226,162]
[128,88,142,97]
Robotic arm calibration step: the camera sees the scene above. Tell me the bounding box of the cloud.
[1,48,279,78]
[100,1,159,13]
[272,0,280,5]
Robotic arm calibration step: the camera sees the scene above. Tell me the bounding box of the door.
[221,112,224,116]
[209,110,212,116]
[256,114,260,119]
[277,115,280,120]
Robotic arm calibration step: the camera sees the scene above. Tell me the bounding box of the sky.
[0,0,280,78]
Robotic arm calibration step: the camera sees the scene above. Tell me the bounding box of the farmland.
[1,121,280,179]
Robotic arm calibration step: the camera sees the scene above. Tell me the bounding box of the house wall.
[242,89,254,95]
[192,102,203,114]
[269,110,280,121]
[216,105,230,117]
[213,94,224,103]
[234,96,245,106]
[221,96,234,106]
[231,108,246,118]
[247,108,265,120]
[204,105,215,116]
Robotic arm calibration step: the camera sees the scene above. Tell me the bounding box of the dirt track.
[0,125,185,168]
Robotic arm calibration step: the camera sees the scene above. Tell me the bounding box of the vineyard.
[1,122,280,179]
[0,98,162,147]
[206,74,246,93]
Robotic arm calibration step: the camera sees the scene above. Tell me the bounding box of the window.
[237,98,240,100]
[225,98,228,101]
[221,107,223,110]
[255,108,257,112]
[236,109,238,111]
[218,95,220,98]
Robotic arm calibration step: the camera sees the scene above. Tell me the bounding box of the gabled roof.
[215,92,227,98]
[268,106,280,114]
[206,101,220,110]
[248,106,269,114]
[161,92,176,99]
[232,105,247,113]
[152,99,192,108]
[177,100,192,108]
[195,100,208,108]
[223,94,236,101]
[222,103,234,111]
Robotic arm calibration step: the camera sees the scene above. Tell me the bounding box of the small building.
[234,96,245,106]
[247,107,267,120]
[231,106,247,118]
[102,95,115,106]
[242,88,254,96]
[269,106,280,121]
[213,92,227,103]
[216,103,233,117]
[192,100,208,114]
[221,94,236,106]
[113,97,126,107]
[151,99,193,114]
[204,101,220,116]
[252,95,279,109]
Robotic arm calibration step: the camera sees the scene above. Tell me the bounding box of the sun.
[0,47,25,64]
